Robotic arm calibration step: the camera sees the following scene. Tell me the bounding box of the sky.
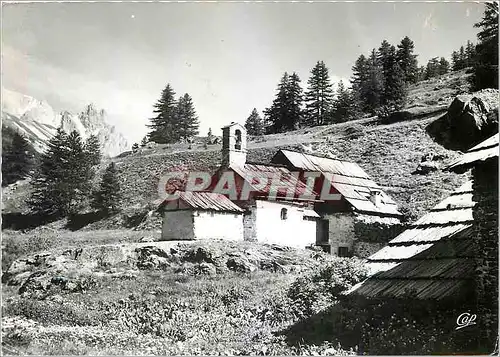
[2,1,485,143]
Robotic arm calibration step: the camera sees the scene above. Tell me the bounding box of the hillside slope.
[2,70,471,227]
[109,70,471,223]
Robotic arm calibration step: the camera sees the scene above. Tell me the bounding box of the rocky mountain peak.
[2,88,130,157]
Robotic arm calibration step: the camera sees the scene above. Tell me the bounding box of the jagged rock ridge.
[1,88,129,157]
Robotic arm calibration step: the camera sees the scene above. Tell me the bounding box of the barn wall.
[193,211,244,241]
[472,160,498,350]
[253,200,316,249]
[324,213,356,256]
[243,208,258,242]
[161,210,194,240]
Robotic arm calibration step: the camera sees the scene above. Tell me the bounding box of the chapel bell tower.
[221,122,247,168]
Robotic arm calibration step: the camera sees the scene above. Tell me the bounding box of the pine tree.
[451,51,460,71]
[381,47,407,111]
[65,131,93,215]
[304,61,334,126]
[471,2,498,90]
[287,72,305,129]
[332,80,358,123]
[148,84,179,144]
[140,136,148,147]
[438,57,450,75]
[377,41,406,109]
[465,40,477,68]
[425,57,441,79]
[264,72,304,133]
[29,127,70,217]
[396,36,419,83]
[92,162,121,214]
[2,126,34,186]
[177,93,199,140]
[364,49,385,114]
[416,65,427,82]
[29,129,92,217]
[351,54,370,113]
[377,40,394,77]
[458,46,466,70]
[84,134,101,166]
[245,108,265,135]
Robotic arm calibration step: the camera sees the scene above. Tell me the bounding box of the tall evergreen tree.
[84,134,101,166]
[287,72,305,129]
[364,49,385,114]
[351,54,370,113]
[458,46,467,69]
[64,131,94,214]
[304,61,334,126]
[148,84,179,144]
[332,80,358,123]
[381,46,407,111]
[416,65,427,82]
[264,72,290,134]
[92,162,121,214]
[29,128,92,217]
[245,108,265,135]
[264,72,304,133]
[177,93,199,139]
[425,57,441,79]
[377,41,406,108]
[471,2,498,90]
[396,36,419,83]
[451,51,461,71]
[465,40,477,68]
[377,40,394,77]
[2,126,34,186]
[438,57,450,75]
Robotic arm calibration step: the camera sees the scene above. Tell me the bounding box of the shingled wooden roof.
[446,133,499,173]
[348,181,475,300]
[272,149,401,216]
[162,191,244,213]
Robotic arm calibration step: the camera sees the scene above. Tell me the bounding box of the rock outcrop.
[426,89,499,151]
[3,240,330,298]
[1,88,129,156]
[447,89,499,147]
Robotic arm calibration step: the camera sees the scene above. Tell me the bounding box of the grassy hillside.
[2,70,471,228]
[2,238,366,355]
[106,70,471,224]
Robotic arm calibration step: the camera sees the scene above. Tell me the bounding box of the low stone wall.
[353,214,404,244]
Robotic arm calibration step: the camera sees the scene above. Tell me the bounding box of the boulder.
[226,257,256,273]
[183,246,221,265]
[447,89,499,149]
[193,262,217,276]
[135,246,171,270]
[413,161,440,175]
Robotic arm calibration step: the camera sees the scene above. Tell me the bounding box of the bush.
[5,298,104,327]
[262,257,369,322]
[287,258,368,318]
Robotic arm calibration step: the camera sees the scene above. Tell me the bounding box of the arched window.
[235,129,242,150]
[280,208,288,220]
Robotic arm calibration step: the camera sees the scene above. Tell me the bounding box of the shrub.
[5,298,104,327]
[287,257,368,318]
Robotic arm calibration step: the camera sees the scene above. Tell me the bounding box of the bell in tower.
[221,122,247,168]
